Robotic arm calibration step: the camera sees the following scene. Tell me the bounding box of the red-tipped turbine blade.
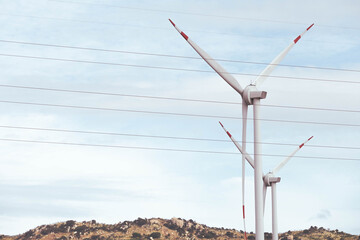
[263,183,267,216]
[169,19,244,96]
[219,121,250,240]
[253,23,314,87]
[272,136,314,175]
[241,102,248,240]
[218,122,255,169]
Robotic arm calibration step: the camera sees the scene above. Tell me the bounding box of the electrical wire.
[0,53,358,85]
[1,39,359,73]
[0,100,359,127]
[0,125,358,150]
[49,0,360,31]
[0,84,359,114]
[0,13,358,46]
[0,137,359,161]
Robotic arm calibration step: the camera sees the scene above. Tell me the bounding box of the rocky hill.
[0,218,358,240]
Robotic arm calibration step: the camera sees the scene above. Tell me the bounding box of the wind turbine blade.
[272,136,314,175]
[253,23,314,87]
[169,19,244,95]
[241,102,248,240]
[219,121,255,169]
[263,183,267,216]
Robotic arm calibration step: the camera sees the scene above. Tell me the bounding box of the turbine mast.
[253,97,265,240]
[271,183,278,240]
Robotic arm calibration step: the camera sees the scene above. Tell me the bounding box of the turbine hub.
[243,85,267,105]
[263,173,281,186]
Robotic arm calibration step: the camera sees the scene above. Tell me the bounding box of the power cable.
[1,39,359,73]
[0,100,359,127]
[0,13,358,46]
[0,53,358,85]
[0,84,359,114]
[0,137,359,161]
[49,0,360,31]
[0,125,358,150]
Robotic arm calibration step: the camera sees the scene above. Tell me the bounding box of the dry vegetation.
[0,218,358,240]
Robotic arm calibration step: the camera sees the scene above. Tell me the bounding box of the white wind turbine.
[219,121,313,240]
[169,19,314,240]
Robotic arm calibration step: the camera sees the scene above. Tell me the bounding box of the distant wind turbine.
[220,121,313,240]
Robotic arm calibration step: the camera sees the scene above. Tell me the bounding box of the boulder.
[171,218,185,228]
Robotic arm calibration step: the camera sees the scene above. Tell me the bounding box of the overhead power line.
[0,137,359,162]
[49,0,360,31]
[0,53,358,85]
[0,13,358,46]
[0,125,358,150]
[1,39,359,73]
[0,84,359,114]
[1,99,359,127]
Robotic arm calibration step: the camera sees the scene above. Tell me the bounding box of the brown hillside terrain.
[0,218,358,240]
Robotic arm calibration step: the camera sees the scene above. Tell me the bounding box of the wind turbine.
[219,121,313,240]
[169,19,314,240]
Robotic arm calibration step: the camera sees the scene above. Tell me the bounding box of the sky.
[0,0,359,236]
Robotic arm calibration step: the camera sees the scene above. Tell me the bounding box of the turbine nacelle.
[263,173,281,187]
[243,85,267,105]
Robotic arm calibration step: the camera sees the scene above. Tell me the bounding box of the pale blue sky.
[0,0,359,236]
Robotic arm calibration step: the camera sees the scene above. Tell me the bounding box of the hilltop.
[0,218,358,240]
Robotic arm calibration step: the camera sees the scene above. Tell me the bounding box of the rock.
[150,219,161,225]
[194,223,204,230]
[171,218,185,228]
[186,221,193,229]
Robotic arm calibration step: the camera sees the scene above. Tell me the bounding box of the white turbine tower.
[169,19,314,240]
[219,121,313,240]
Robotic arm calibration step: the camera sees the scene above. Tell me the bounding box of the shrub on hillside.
[55,236,67,240]
[164,222,178,230]
[65,220,76,227]
[265,232,272,240]
[74,225,88,233]
[198,230,217,239]
[177,228,186,236]
[91,235,102,240]
[149,232,161,239]
[40,225,60,235]
[302,229,310,234]
[132,232,142,239]
[23,230,35,238]
[134,218,147,227]
[225,231,234,238]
